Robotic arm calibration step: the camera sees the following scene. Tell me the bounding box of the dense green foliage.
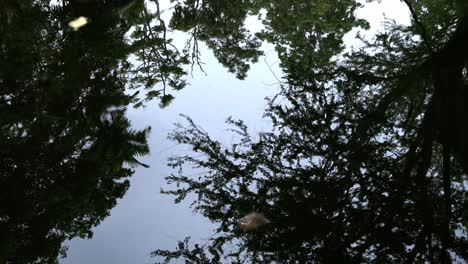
[0,0,152,262]
[153,0,468,263]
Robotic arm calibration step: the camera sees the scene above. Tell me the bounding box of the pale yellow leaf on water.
[239,212,270,231]
[68,16,89,31]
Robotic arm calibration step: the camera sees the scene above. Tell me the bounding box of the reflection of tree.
[128,0,190,107]
[153,1,468,263]
[0,0,152,262]
[168,0,367,81]
[169,0,263,80]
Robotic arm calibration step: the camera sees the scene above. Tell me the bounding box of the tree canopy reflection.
[0,0,154,262]
[1,0,263,261]
[154,0,468,263]
[1,0,468,262]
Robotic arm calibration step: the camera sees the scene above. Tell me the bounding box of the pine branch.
[401,0,435,54]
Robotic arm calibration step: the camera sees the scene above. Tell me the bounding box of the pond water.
[1,1,468,263]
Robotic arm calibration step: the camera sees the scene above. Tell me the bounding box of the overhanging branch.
[401,0,435,54]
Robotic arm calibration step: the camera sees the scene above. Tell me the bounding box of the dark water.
[0,1,154,262]
[1,0,468,263]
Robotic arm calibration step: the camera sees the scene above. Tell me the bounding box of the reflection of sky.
[61,33,281,264]
[61,1,408,263]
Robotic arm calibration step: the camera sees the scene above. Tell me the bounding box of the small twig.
[185,0,207,76]
[263,57,281,84]
[186,26,207,76]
